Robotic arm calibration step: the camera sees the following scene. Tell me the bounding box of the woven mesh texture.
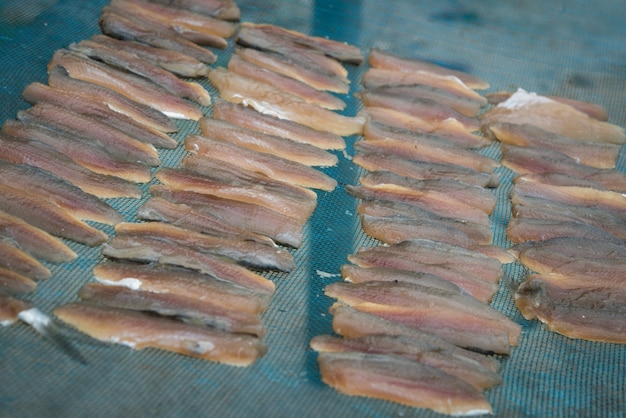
[1,0,625,416]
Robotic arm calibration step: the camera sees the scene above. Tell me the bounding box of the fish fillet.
[147,0,241,21]
[0,296,33,326]
[0,267,38,295]
[506,217,624,246]
[0,242,50,280]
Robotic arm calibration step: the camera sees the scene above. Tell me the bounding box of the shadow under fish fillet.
[2,120,152,183]
[486,123,621,169]
[480,89,625,144]
[69,40,211,106]
[209,68,364,136]
[102,236,276,294]
[147,0,241,21]
[49,49,203,120]
[0,161,123,226]
[47,66,177,133]
[20,82,177,150]
[55,302,267,366]
[78,283,266,337]
[89,35,209,78]
[228,55,346,111]
[501,145,626,193]
[198,118,338,167]
[185,135,337,191]
[340,265,463,294]
[0,268,37,296]
[99,12,217,64]
[353,152,499,188]
[369,48,489,90]
[515,275,626,343]
[149,186,305,248]
[93,261,271,315]
[212,99,346,150]
[113,222,295,272]
[137,197,277,247]
[0,242,51,280]
[506,217,625,246]
[310,334,502,392]
[316,351,492,416]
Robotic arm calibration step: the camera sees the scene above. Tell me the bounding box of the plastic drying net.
[0,0,625,416]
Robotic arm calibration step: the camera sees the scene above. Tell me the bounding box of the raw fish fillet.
[147,0,240,21]
[69,40,211,106]
[99,12,217,63]
[361,107,491,149]
[209,68,364,136]
[102,236,276,294]
[0,296,33,326]
[149,186,304,248]
[0,242,50,280]
[515,275,626,343]
[138,197,277,247]
[353,152,499,188]
[78,283,266,337]
[317,351,492,416]
[212,99,346,150]
[49,49,203,120]
[47,65,177,133]
[480,89,625,144]
[329,304,502,370]
[228,54,346,110]
[55,302,266,366]
[90,35,210,78]
[237,22,363,64]
[506,217,624,246]
[311,334,502,391]
[3,120,152,183]
[0,267,37,295]
[369,48,490,90]
[198,118,338,167]
[93,261,271,314]
[113,222,295,272]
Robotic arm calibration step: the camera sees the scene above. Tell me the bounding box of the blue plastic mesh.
[1,1,625,417]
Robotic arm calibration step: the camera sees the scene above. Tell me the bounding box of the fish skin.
[501,145,626,193]
[102,235,276,294]
[19,103,160,167]
[2,120,152,183]
[147,0,241,21]
[317,351,492,416]
[78,283,266,337]
[99,12,218,63]
[360,171,497,214]
[149,186,304,248]
[353,152,499,188]
[137,197,277,248]
[0,182,108,247]
[55,302,267,366]
[228,54,346,110]
[212,99,346,150]
[481,91,625,144]
[360,107,491,149]
[369,48,490,90]
[0,296,33,325]
[93,261,271,314]
[515,275,626,343]
[340,264,463,294]
[0,242,50,280]
[49,49,203,120]
[198,118,338,167]
[329,304,502,369]
[310,334,502,392]
[0,267,38,295]
[0,134,141,199]
[47,65,178,133]
[209,67,365,136]
[68,40,211,106]
[0,161,123,226]
[20,81,178,149]
[358,89,481,132]
[511,194,626,240]
[237,22,363,64]
[113,221,296,272]
[506,217,625,246]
